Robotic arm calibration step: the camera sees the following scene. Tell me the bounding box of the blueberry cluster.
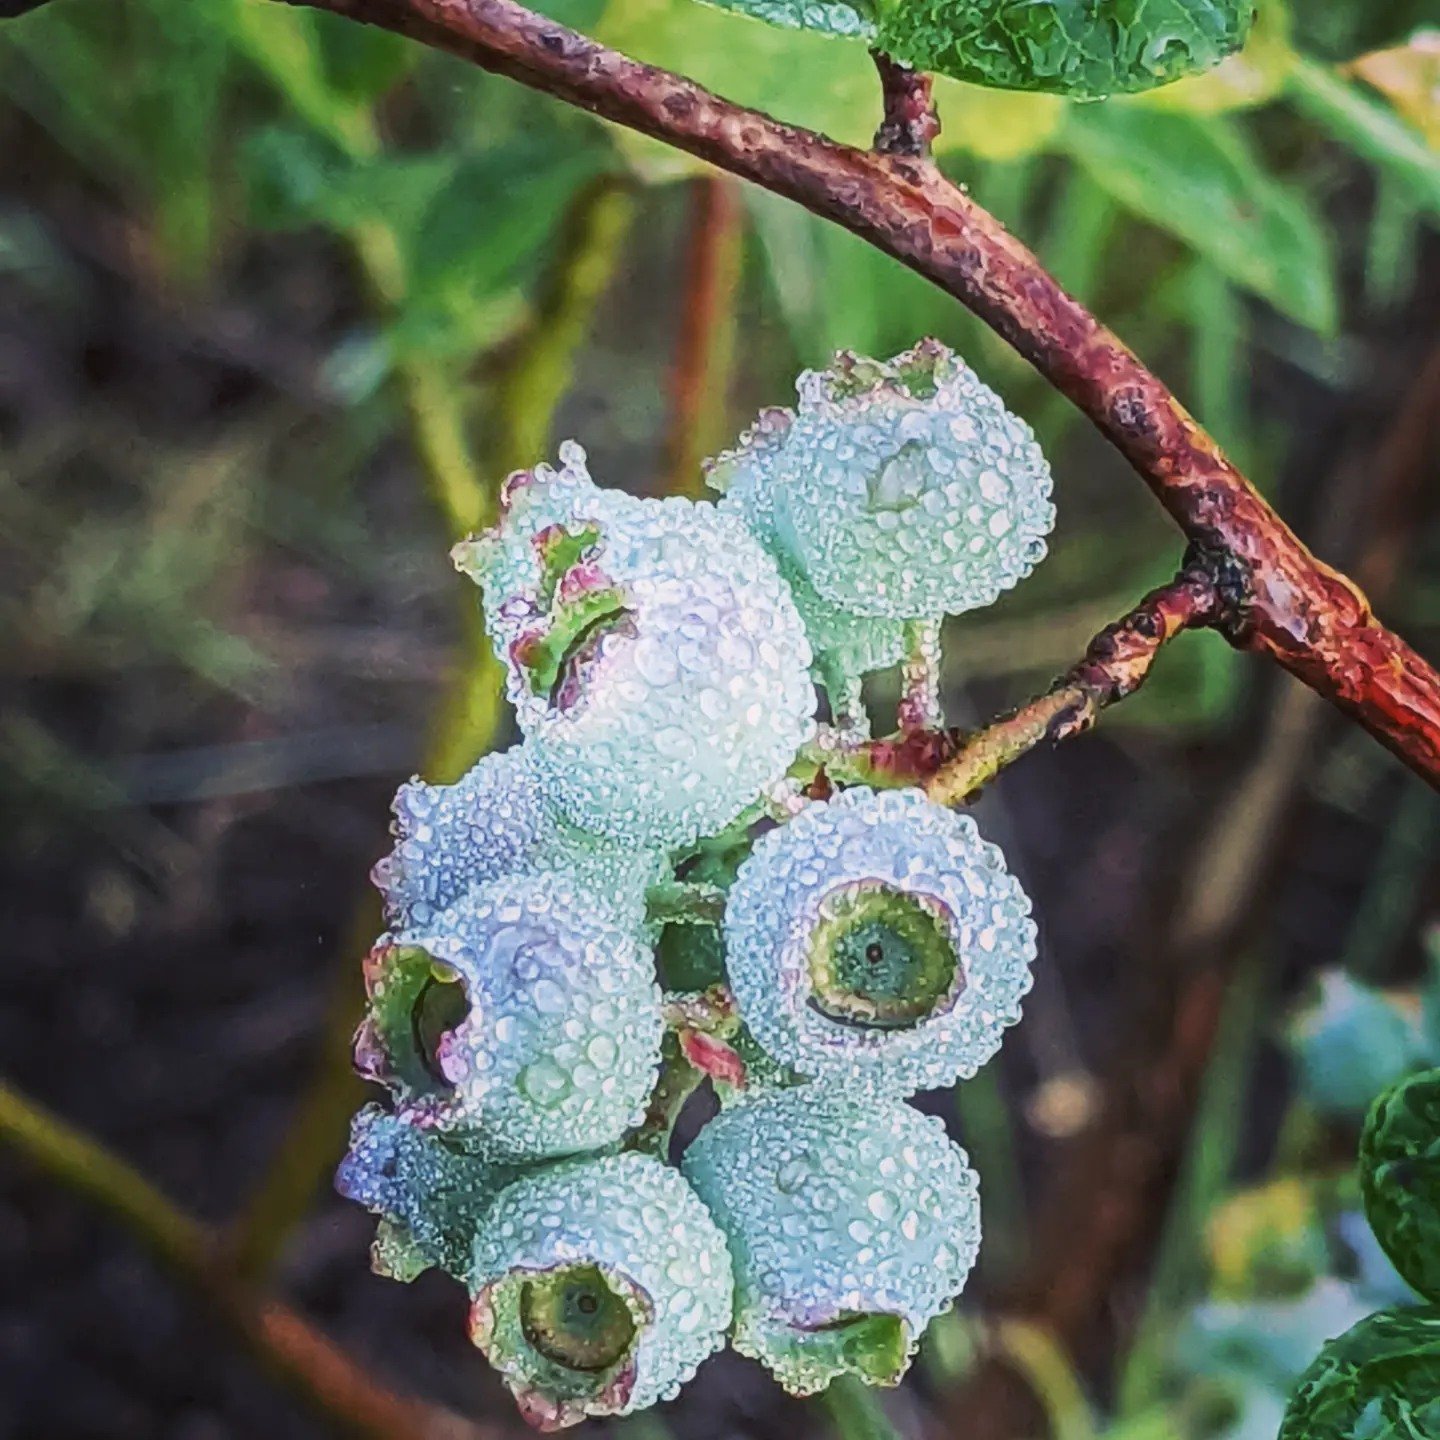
[340,341,1050,1427]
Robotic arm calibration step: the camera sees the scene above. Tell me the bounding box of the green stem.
[489,176,637,479]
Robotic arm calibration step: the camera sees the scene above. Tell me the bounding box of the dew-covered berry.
[469,1150,734,1428]
[682,1086,980,1394]
[371,740,666,934]
[355,872,663,1161]
[713,340,1054,625]
[723,786,1037,1094]
[335,1103,516,1281]
[709,408,904,702]
[452,442,816,848]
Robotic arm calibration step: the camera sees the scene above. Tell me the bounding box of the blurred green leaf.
[243,125,453,235]
[2,0,230,282]
[1061,106,1338,332]
[222,0,378,157]
[1287,54,1440,217]
[1178,1278,1377,1393]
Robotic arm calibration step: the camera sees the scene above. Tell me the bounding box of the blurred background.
[1,0,1439,1437]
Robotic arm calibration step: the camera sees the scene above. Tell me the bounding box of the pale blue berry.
[355,872,663,1162]
[371,740,666,934]
[452,443,816,848]
[682,1086,980,1394]
[335,1103,516,1281]
[469,1150,734,1428]
[723,786,1037,1094]
[709,408,904,694]
[715,340,1054,624]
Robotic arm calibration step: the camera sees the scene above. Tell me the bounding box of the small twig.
[924,566,1219,806]
[665,174,744,496]
[0,1079,489,1440]
[806,567,1217,803]
[871,52,940,158]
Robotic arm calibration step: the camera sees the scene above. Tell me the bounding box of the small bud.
[356,872,663,1162]
[723,786,1037,1094]
[335,1104,514,1281]
[683,1086,980,1394]
[470,1151,734,1427]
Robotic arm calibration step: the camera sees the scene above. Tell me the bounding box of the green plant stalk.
[490,175,637,479]
[0,1080,487,1440]
[819,1374,904,1440]
[1286,56,1440,217]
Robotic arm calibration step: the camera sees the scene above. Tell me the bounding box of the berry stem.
[898,618,944,733]
[871,52,940,158]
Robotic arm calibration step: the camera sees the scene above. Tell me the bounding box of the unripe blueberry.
[709,408,904,690]
[355,872,663,1162]
[371,740,665,934]
[723,786,1036,1094]
[335,1103,515,1281]
[469,1151,734,1428]
[682,1086,980,1394]
[452,442,816,849]
[714,340,1054,624]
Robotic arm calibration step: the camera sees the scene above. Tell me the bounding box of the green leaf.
[875,0,1254,99]
[1134,0,1294,115]
[222,0,378,158]
[694,0,871,39]
[1361,1068,1440,1305]
[1061,106,1337,332]
[689,0,1253,99]
[1279,1306,1440,1440]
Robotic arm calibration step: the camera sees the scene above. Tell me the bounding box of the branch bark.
[276,0,1440,787]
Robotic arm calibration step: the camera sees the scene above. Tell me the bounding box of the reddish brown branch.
[276,0,1440,787]
[872,52,940,157]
